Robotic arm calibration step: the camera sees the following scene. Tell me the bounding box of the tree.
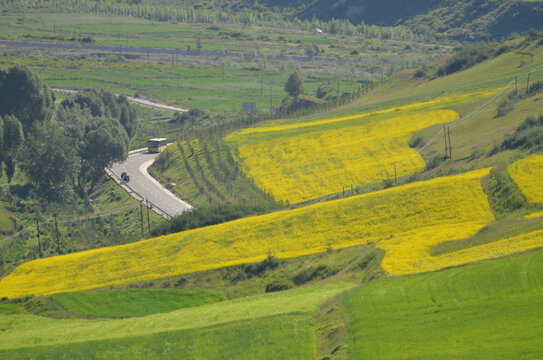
[2,115,24,183]
[60,88,136,138]
[18,122,79,202]
[0,66,55,133]
[284,71,304,98]
[79,117,128,192]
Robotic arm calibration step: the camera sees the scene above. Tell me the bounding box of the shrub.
[243,255,281,278]
[425,154,447,170]
[496,94,517,117]
[408,135,424,148]
[292,264,337,285]
[437,44,495,76]
[265,278,294,293]
[501,114,543,152]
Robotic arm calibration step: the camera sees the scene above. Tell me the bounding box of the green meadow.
[0,282,352,352]
[50,288,226,318]
[343,251,543,359]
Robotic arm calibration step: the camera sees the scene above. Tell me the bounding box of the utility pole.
[444,125,448,158]
[526,72,531,93]
[54,214,60,254]
[146,200,151,233]
[36,217,42,258]
[261,75,263,96]
[222,64,225,82]
[448,127,452,161]
[515,76,518,95]
[147,50,150,65]
[270,83,273,117]
[53,19,56,37]
[394,165,397,185]
[337,77,340,96]
[140,201,144,237]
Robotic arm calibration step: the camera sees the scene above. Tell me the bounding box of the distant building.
[313,28,323,34]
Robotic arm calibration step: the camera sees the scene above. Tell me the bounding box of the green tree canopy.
[60,88,136,138]
[2,115,24,183]
[284,71,304,98]
[0,66,55,133]
[56,106,129,194]
[18,122,79,203]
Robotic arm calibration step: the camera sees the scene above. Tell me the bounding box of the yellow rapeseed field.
[525,211,543,219]
[234,110,459,203]
[508,154,543,203]
[0,169,498,298]
[233,89,497,136]
[379,226,543,275]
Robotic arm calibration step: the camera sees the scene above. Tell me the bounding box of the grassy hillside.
[343,250,543,359]
[0,283,350,352]
[50,288,225,318]
[0,315,315,359]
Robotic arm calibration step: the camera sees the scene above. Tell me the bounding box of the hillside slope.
[270,0,543,40]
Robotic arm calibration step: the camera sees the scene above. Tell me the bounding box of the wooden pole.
[444,125,448,158]
[394,165,397,185]
[448,127,452,161]
[54,214,60,254]
[36,218,42,258]
[526,72,531,93]
[140,201,144,237]
[515,76,518,95]
[270,83,273,117]
[146,200,151,233]
[351,184,353,195]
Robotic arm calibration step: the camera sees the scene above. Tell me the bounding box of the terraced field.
[2,168,529,298]
[343,250,543,359]
[0,283,351,359]
[508,154,543,204]
[225,90,498,204]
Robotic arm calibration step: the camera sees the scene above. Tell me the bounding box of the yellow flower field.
[0,169,499,298]
[233,89,498,136]
[379,226,543,275]
[233,110,459,203]
[525,211,543,219]
[508,154,543,203]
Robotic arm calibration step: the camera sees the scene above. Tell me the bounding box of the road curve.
[109,151,192,217]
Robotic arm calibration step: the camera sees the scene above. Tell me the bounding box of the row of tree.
[2,0,421,42]
[0,66,136,202]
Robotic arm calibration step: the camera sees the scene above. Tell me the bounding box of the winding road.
[109,150,192,218]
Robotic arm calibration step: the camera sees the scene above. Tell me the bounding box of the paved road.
[109,151,192,217]
[0,39,417,65]
[52,88,187,113]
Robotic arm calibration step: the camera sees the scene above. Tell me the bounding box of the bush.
[485,168,525,216]
[496,94,517,117]
[292,264,337,285]
[408,135,424,148]
[437,44,495,76]
[265,278,293,293]
[425,154,447,170]
[501,114,543,152]
[243,255,281,278]
[151,202,274,237]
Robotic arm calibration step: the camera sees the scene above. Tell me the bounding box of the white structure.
[313,28,323,34]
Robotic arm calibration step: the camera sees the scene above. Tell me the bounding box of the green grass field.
[50,288,225,318]
[0,315,315,359]
[343,250,543,359]
[0,282,351,357]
